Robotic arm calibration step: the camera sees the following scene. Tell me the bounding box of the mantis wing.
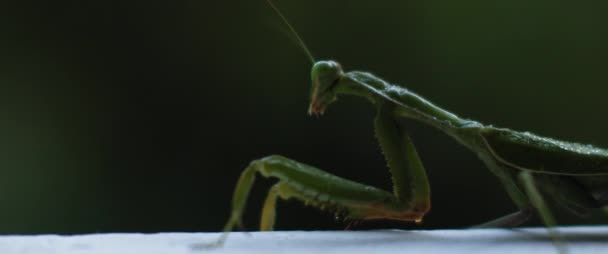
[481,127,608,176]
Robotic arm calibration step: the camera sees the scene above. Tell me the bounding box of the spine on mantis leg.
[374,102,431,215]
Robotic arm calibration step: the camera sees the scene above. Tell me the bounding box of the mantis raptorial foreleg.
[215,103,431,245]
[374,103,431,208]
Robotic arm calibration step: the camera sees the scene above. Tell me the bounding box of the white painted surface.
[0,226,606,254]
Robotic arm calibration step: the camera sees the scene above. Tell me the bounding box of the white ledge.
[1,226,607,254]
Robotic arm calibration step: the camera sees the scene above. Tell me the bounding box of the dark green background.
[1,0,607,234]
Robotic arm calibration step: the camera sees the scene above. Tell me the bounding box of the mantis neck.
[336,71,484,148]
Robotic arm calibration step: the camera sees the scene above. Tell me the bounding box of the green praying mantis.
[216,0,608,248]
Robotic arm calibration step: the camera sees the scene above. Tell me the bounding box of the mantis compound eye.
[311,60,343,86]
[309,60,344,116]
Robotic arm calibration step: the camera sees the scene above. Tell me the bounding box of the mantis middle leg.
[473,154,534,228]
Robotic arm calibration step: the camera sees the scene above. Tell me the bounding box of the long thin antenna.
[266,0,315,64]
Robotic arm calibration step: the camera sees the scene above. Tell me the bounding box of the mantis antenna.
[266,0,315,64]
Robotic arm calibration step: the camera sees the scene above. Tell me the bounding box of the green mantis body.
[217,1,608,248]
[221,60,608,233]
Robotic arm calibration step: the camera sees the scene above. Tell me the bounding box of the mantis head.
[309,60,344,116]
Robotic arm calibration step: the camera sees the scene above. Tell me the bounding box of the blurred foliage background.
[1,0,607,234]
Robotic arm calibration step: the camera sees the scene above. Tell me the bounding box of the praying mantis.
[215,0,608,248]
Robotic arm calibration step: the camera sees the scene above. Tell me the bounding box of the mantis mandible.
[217,0,608,247]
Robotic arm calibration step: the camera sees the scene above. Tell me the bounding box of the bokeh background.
[1,0,607,234]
